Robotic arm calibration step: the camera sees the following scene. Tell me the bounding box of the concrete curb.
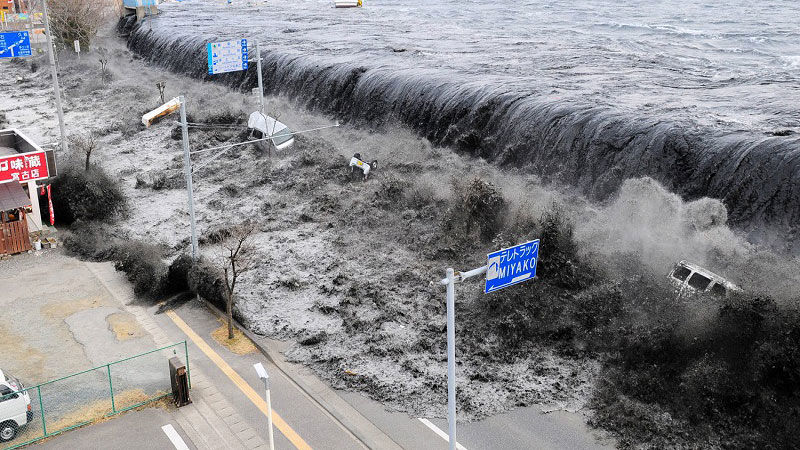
[195,296,403,450]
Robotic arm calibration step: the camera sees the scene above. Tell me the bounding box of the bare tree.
[98,47,109,83]
[220,222,257,339]
[69,131,98,171]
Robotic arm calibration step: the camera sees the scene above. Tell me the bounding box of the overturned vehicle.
[668,260,742,298]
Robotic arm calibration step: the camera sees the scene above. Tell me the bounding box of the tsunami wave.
[120,17,800,250]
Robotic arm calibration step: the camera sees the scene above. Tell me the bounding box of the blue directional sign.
[207,39,248,75]
[485,239,539,293]
[0,31,32,59]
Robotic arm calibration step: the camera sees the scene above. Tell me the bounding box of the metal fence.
[2,341,189,449]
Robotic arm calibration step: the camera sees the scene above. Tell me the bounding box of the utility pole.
[437,239,539,450]
[41,0,68,154]
[255,40,265,114]
[441,266,488,450]
[179,96,199,260]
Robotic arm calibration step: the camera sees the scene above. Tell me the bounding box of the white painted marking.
[418,418,469,450]
[162,424,190,450]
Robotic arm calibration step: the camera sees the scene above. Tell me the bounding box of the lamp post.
[253,362,275,450]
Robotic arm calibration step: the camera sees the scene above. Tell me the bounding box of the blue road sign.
[207,38,248,75]
[485,239,539,293]
[0,31,32,59]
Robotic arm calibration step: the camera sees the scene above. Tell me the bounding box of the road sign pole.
[256,40,265,114]
[42,0,68,154]
[445,267,457,450]
[179,96,199,260]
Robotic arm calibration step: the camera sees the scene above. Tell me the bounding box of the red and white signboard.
[0,150,49,184]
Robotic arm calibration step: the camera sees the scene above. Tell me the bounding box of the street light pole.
[179,96,199,260]
[41,0,68,154]
[265,377,275,450]
[253,363,275,450]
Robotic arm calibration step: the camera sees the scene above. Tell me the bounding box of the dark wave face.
[121,0,800,249]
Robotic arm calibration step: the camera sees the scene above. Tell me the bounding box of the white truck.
[0,369,32,442]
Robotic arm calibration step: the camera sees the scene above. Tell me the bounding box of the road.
[16,257,613,450]
[157,300,613,450]
[34,408,195,450]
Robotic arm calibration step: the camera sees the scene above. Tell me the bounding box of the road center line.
[166,309,312,450]
[162,424,190,450]
[418,418,469,450]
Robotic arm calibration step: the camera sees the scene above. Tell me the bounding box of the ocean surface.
[150,0,800,132]
[125,0,800,246]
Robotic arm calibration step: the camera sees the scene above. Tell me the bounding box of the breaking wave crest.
[121,18,800,251]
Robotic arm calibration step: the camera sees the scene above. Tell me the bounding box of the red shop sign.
[0,150,50,184]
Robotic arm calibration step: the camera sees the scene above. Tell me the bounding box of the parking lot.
[0,250,173,447]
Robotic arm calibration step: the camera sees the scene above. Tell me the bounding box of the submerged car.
[0,369,32,442]
[247,111,295,152]
[668,261,741,298]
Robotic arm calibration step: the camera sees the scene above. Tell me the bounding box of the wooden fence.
[0,214,31,255]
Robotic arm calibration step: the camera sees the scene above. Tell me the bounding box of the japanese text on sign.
[0,151,50,184]
[207,39,248,75]
[0,31,32,58]
[485,239,539,293]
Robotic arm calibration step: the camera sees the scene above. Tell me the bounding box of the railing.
[2,341,189,449]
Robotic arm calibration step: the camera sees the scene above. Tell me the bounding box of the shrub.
[47,0,117,50]
[460,177,506,241]
[50,164,126,225]
[374,175,409,209]
[443,176,506,243]
[166,254,194,293]
[61,223,118,260]
[534,206,583,289]
[187,257,227,311]
[113,242,168,298]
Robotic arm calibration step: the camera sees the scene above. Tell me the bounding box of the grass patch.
[211,319,257,355]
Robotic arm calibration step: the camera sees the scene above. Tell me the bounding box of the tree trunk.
[85,150,91,171]
[227,291,234,340]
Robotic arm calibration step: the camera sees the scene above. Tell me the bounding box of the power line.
[190,123,341,172]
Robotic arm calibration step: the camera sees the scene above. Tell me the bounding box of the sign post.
[438,239,540,450]
[41,0,68,154]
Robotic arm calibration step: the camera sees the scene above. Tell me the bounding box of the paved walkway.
[85,262,270,450]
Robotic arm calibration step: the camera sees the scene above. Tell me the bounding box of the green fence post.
[37,385,46,437]
[184,340,191,389]
[107,364,116,414]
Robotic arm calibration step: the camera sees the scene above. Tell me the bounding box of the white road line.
[418,418,469,450]
[162,424,190,450]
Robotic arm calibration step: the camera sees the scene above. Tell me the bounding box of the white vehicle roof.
[247,111,294,150]
[674,260,741,292]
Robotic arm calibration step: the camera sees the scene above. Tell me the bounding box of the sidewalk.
[85,262,270,450]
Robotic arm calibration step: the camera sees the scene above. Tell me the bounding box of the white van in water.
[0,369,32,442]
[668,261,741,298]
[247,111,295,152]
